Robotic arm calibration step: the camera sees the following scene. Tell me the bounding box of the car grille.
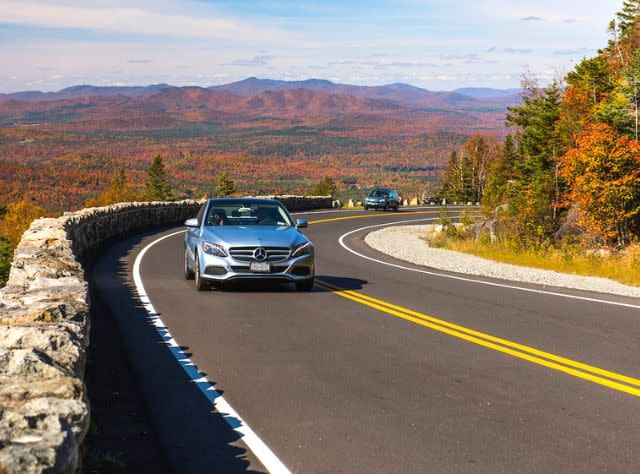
[228,246,291,262]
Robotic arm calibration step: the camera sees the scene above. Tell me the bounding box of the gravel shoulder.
[364,224,640,299]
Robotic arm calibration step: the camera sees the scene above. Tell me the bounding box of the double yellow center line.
[308,209,441,225]
[306,211,640,397]
[316,281,640,397]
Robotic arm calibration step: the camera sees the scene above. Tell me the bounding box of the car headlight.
[201,241,227,257]
[291,241,313,257]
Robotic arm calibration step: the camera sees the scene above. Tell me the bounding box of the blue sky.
[0,0,622,92]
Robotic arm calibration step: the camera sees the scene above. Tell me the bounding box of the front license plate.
[249,261,271,273]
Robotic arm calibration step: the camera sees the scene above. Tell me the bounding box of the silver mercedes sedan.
[183,198,315,291]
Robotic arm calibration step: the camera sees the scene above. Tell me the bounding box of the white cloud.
[227,55,273,66]
[0,1,291,42]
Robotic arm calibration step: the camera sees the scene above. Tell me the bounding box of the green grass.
[431,233,640,287]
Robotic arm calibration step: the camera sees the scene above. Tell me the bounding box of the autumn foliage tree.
[0,200,50,286]
[85,168,141,207]
[440,134,499,203]
[560,123,640,246]
[0,200,49,244]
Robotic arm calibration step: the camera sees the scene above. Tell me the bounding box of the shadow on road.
[91,228,265,474]
[214,275,367,293]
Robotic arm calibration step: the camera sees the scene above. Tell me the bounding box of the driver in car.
[209,212,225,226]
[254,207,277,225]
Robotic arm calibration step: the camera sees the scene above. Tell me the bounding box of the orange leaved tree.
[560,123,640,246]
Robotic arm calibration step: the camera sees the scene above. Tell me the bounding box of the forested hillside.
[0,80,515,211]
[441,1,640,249]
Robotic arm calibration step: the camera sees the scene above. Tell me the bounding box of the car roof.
[207,197,282,206]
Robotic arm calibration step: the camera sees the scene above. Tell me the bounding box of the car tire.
[194,252,209,291]
[363,205,368,211]
[393,204,399,212]
[184,248,194,280]
[295,277,314,292]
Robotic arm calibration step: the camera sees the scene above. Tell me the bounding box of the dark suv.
[363,188,400,211]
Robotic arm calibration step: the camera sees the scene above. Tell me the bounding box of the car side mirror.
[296,218,308,229]
[184,218,199,228]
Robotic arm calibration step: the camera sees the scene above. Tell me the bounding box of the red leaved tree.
[560,123,640,246]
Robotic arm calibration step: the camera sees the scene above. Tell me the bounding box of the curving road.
[92,208,640,473]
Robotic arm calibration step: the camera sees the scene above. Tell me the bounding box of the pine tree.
[482,135,517,211]
[310,177,337,197]
[111,168,126,191]
[617,0,640,37]
[215,171,236,197]
[566,57,614,104]
[505,80,565,238]
[144,156,174,201]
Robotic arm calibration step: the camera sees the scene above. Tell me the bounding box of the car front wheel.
[194,252,209,291]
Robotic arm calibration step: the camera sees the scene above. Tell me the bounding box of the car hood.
[201,225,307,248]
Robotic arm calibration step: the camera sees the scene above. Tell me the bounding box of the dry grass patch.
[430,234,640,287]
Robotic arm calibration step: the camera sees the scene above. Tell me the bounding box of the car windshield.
[369,190,388,197]
[204,202,293,227]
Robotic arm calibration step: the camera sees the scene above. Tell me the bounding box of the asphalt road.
[92,208,640,473]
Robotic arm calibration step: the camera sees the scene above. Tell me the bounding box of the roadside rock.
[0,324,86,376]
[553,205,584,242]
[0,397,88,474]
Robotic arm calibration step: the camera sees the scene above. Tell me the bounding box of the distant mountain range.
[0,78,520,109]
[0,84,172,102]
[0,78,522,131]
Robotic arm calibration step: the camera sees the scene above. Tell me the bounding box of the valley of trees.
[440,1,640,249]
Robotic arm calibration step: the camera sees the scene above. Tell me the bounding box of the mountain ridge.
[0,78,520,106]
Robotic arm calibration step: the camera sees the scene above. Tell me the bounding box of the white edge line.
[133,230,291,474]
[338,218,640,310]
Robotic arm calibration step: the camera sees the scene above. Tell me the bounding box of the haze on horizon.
[0,0,621,93]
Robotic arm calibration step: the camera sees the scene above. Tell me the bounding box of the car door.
[187,203,206,260]
[389,190,398,208]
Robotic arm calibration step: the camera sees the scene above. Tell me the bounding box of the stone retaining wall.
[0,196,330,473]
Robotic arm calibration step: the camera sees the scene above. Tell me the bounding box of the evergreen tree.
[482,135,517,211]
[111,168,126,191]
[310,177,337,197]
[616,0,640,38]
[215,171,236,197]
[505,80,565,239]
[566,57,614,104]
[144,156,174,201]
